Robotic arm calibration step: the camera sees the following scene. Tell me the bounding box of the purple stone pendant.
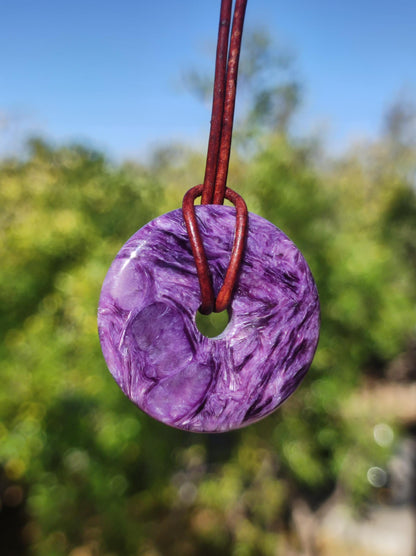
[98,206,320,432]
[98,0,320,432]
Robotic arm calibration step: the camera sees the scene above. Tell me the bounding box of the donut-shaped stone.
[98,206,320,432]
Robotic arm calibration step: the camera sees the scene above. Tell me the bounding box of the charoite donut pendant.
[98,206,320,432]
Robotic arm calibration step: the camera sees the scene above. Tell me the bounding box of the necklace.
[98,0,320,432]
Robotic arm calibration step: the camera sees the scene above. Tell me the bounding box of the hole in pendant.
[196,309,230,338]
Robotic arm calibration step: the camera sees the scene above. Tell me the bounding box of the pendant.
[98,205,320,432]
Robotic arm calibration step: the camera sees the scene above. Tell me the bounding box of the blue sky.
[1,0,415,160]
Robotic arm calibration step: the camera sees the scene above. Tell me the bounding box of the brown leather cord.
[182,0,248,314]
[183,185,215,315]
[183,185,248,315]
[201,0,232,205]
[213,0,247,205]
[214,187,248,312]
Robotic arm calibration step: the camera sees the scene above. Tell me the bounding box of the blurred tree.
[183,29,301,136]
[383,93,416,149]
[1,33,416,556]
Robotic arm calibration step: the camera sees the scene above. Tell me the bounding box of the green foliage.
[1,96,416,554]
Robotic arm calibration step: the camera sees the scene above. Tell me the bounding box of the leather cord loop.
[182,0,248,314]
[182,185,248,314]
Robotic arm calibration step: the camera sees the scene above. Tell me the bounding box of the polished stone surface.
[98,206,320,432]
